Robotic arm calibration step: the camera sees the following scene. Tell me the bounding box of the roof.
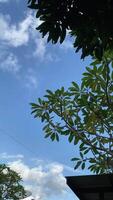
[66,174,113,200]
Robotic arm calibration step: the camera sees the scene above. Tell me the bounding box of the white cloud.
[34,37,54,62]
[24,69,38,89]
[34,38,46,59]
[9,159,68,200]
[0,0,19,2]
[0,53,21,73]
[0,10,73,68]
[0,13,33,47]
[0,13,49,61]
[0,10,72,69]
[0,11,73,85]
[25,74,38,89]
[0,0,8,2]
[0,152,24,159]
[22,197,35,200]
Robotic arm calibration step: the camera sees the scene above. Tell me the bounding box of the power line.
[0,127,39,158]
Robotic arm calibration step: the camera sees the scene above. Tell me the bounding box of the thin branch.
[67,124,113,156]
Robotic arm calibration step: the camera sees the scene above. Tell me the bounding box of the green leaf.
[56,134,59,142]
[38,98,42,104]
[31,109,38,114]
[30,103,38,108]
[74,137,79,145]
[81,162,85,170]
[80,152,83,159]
[71,157,80,161]
[30,58,113,174]
[60,28,66,43]
[50,133,56,141]
[74,161,82,170]
[68,134,74,143]
[72,82,79,90]
[45,132,51,138]
[92,147,98,155]
[84,148,90,154]
[46,90,53,95]
[90,158,96,163]
[80,143,84,149]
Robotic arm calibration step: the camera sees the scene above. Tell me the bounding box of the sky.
[0,0,91,199]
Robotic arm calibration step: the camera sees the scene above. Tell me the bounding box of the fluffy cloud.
[0,0,8,2]
[0,153,78,200]
[0,12,49,60]
[24,69,38,89]
[0,10,73,89]
[9,159,68,200]
[22,197,35,200]
[0,11,54,88]
[0,12,40,87]
[0,53,21,73]
[0,0,19,3]
[34,38,46,60]
[9,160,67,200]
[0,12,72,63]
[0,13,33,47]
[0,152,24,159]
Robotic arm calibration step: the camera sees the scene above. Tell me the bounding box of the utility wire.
[0,127,39,158]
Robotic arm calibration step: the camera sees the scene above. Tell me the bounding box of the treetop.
[28,0,113,60]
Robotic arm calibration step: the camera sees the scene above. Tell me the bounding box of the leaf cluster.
[31,58,113,174]
[28,0,113,59]
[0,164,26,200]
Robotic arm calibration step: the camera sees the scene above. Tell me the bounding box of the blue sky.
[0,0,91,199]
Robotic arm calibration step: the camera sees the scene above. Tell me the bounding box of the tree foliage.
[28,0,113,59]
[31,56,113,174]
[0,164,26,200]
[28,0,113,174]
